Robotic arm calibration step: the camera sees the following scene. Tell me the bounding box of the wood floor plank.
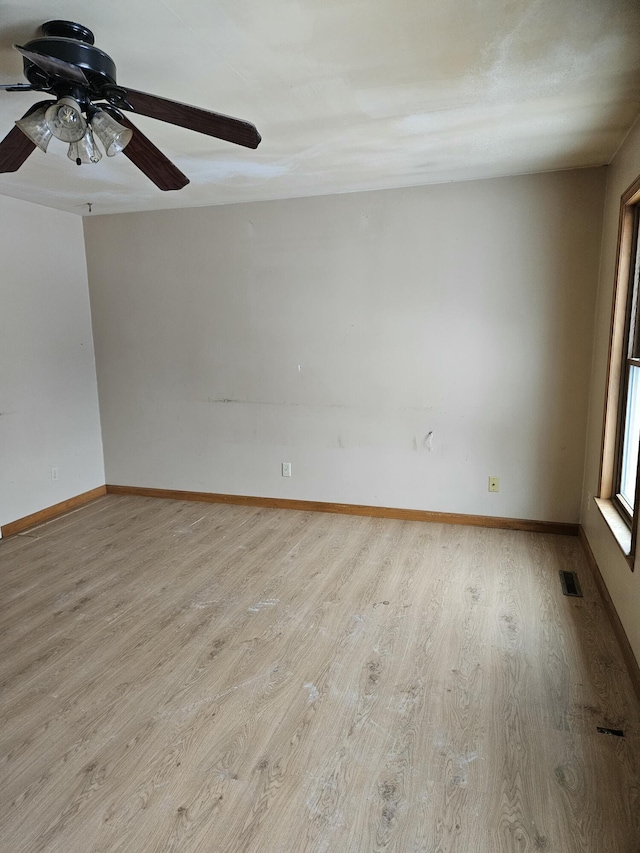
[0,496,638,852]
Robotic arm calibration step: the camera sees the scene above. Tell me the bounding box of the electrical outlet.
[282,462,292,477]
[50,466,59,482]
[488,476,499,492]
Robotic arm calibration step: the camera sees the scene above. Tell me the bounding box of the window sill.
[594,497,632,559]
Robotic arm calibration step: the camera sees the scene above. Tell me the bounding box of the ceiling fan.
[0,20,261,191]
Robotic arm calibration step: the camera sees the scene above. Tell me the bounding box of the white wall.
[85,169,604,522]
[0,195,104,530]
[582,116,640,665]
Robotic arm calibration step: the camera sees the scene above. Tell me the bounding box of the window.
[614,206,640,517]
[600,176,640,568]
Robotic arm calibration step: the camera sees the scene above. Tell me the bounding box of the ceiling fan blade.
[103,109,189,191]
[0,83,37,91]
[0,125,36,173]
[112,87,261,149]
[15,45,89,85]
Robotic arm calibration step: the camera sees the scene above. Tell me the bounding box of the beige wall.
[0,195,104,531]
[86,169,604,523]
[582,116,640,665]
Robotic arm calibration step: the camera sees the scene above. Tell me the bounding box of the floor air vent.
[559,570,582,597]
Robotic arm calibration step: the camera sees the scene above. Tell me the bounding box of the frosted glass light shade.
[68,126,102,164]
[15,105,52,152]
[90,109,132,156]
[45,97,86,143]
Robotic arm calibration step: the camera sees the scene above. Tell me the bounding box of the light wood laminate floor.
[1,495,639,852]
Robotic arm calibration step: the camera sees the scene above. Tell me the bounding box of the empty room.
[1,2,640,851]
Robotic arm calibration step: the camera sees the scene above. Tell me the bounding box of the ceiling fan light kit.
[89,109,132,157]
[0,20,261,190]
[68,126,101,164]
[45,97,87,143]
[15,104,51,152]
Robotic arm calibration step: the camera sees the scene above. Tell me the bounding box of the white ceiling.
[0,0,639,216]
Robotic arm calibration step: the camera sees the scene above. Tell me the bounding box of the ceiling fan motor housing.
[22,21,117,93]
[41,21,95,43]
